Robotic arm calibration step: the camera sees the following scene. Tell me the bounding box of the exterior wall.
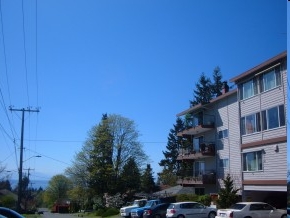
[215,92,242,193]
[242,142,287,181]
[236,55,287,204]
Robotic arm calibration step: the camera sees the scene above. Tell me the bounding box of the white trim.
[254,63,281,76]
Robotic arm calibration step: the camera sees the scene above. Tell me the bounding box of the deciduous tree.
[44,174,72,206]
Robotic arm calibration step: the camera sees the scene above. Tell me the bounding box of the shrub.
[101,208,119,217]
[95,208,105,216]
[198,195,211,206]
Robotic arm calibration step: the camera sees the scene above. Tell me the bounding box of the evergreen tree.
[141,164,156,194]
[119,157,141,199]
[211,66,223,97]
[88,114,115,198]
[159,118,184,171]
[190,73,212,106]
[158,118,185,186]
[217,174,240,208]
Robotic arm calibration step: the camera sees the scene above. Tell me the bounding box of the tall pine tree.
[211,66,223,97]
[141,164,156,194]
[190,73,213,106]
[158,118,186,186]
[88,114,115,199]
[119,157,141,198]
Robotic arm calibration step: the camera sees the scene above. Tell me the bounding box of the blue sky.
[0,0,287,185]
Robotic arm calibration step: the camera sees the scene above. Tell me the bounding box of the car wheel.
[281,215,287,218]
[177,215,184,218]
[208,212,216,218]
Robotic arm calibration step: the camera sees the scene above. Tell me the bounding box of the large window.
[260,66,281,92]
[243,150,263,171]
[261,105,285,130]
[239,78,258,100]
[241,113,261,135]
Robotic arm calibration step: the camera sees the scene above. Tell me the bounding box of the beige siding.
[242,142,287,180]
[216,93,242,190]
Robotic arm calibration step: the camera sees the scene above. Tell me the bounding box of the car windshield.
[229,203,246,210]
[132,201,142,206]
[145,201,156,207]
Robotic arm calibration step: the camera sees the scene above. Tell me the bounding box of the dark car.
[0,207,24,218]
[143,203,170,218]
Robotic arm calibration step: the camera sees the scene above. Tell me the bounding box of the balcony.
[178,114,215,136]
[177,171,216,185]
[177,143,215,160]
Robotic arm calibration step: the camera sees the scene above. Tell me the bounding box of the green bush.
[101,208,119,217]
[197,195,211,206]
[176,194,199,202]
[95,208,106,216]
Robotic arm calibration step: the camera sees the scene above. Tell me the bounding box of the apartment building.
[176,84,241,196]
[176,51,287,208]
[230,51,287,208]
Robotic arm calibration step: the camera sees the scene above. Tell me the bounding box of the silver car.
[166,202,216,218]
[215,202,287,218]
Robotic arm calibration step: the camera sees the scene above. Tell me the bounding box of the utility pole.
[9,107,39,212]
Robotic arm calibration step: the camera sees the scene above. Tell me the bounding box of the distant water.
[10,179,49,190]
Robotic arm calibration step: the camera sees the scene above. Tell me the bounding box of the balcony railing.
[178,114,215,136]
[177,170,216,185]
[177,143,215,160]
[192,114,215,127]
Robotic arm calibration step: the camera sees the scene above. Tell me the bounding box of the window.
[241,113,261,135]
[219,158,229,168]
[260,67,281,92]
[193,136,204,151]
[194,161,205,177]
[261,105,285,130]
[218,129,228,139]
[239,78,258,100]
[243,150,263,171]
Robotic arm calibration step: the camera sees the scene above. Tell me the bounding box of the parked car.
[143,203,170,218]
[120,199,148,218]
[215,202,287,218]
[0,207,25,218]
[166,202,216,218]
[131,200,163,218]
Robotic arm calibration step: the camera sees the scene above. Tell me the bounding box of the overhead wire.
[0,0,17,141]
[0,0,20,169]
[21,0,30,107]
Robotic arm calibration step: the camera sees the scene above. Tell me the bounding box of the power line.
[0,0,11,106]
[25,148,70,166]
[21,0,30,106]
[35,0,39,107]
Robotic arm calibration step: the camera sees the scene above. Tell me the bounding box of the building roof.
[176,89,237,117]
[153,185,195,197]
[230,51,287,83]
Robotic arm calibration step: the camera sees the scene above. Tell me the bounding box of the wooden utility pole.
[9,107,39,212]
